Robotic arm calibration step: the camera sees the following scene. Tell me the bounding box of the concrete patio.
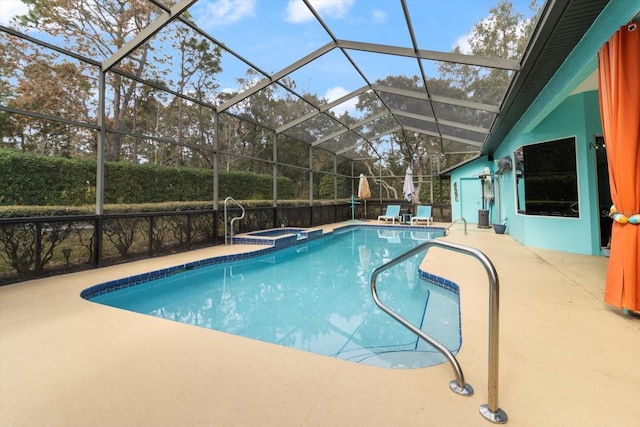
[1,222,638,426]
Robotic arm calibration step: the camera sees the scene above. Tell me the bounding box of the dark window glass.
[515,137,579,217]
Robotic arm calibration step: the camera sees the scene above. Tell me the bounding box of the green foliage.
[438,0,541,105]
[0,149,95,205]
[0,199,346,219]
[0,219,75,278]
[0,149,294,207]
[318,174,349,199]
[0,205,93,218]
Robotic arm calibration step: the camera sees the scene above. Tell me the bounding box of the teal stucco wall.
[451,91,604,255]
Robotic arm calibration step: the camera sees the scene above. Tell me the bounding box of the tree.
[1,0,541,203]
[352,1,540,202]
[14,60,94,156]
[0,34,27,148]
[10,0,225,166]
[14,0,169,161]
[165,24,222,166]
[214,71,345,199]
[438,0,541,105]
[0,30,95,155]
[353,75,464,202]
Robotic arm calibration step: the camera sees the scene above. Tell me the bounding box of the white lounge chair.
[377,205,401,224]
[410,205,433,225]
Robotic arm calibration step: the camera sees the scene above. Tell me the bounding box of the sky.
[0,0,537,116]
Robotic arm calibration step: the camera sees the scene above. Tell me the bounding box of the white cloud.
[453,33,472,54]
[286,0,354,24]
[324,86,348,102]
[0,0,29,26]
[453,14,528,57]
[202,0,256,27]
[324,86,358,117]
[284,0,311,23]
[453,15,497,54]
[371,9,386,24]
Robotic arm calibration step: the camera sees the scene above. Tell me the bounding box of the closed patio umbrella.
[358,174,371,218]
[403,167,415,203]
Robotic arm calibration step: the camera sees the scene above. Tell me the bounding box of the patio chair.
[410,205,433,225]
[377,204,401,224]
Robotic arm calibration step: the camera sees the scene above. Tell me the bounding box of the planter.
[493,224,507,234]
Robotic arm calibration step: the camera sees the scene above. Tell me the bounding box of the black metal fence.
[0,202,450,286]
[0,204,344,285]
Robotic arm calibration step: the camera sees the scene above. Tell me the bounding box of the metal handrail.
[223,197,245,245]
[445,216,467,236]
[370,244,473,398]
[370,239,507,424]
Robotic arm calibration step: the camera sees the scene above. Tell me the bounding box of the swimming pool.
[83,225,462,369]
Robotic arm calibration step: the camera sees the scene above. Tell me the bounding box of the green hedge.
[0,149,294,206]
[0,199,352,218]
[319,174,350,199]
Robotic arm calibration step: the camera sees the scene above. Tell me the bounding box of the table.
[401,213,412,224]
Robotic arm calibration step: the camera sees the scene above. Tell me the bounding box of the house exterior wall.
[451,91,604,255]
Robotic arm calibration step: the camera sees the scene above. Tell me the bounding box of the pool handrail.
[445,216,467,236]
[370,239,508,424]
[224,197,245,245]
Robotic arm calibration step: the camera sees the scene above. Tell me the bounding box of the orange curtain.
[597,24,640,312]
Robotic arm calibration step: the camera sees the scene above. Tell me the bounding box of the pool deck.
[1,221,638,426]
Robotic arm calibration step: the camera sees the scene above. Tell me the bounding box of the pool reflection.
[91,227,461,368]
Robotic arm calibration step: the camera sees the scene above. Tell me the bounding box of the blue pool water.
[86,226,462,369]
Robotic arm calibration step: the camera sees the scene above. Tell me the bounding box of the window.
[514,137,579,217]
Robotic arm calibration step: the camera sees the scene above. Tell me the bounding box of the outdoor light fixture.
[494,156,512,175]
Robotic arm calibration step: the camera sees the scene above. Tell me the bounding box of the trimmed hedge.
[0,199,352,218]
[0,149,294,206]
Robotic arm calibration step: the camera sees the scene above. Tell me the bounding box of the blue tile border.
[80,245,275,300]
[233,227,324,249]
[81,224,452,301]
[246,227,305,237]
[417,270,460,295]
